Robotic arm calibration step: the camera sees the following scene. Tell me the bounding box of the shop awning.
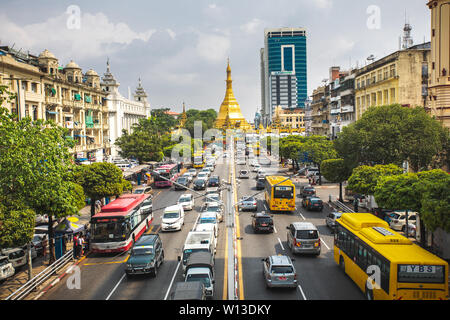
[74,94,81,101]
[46,110,58,115]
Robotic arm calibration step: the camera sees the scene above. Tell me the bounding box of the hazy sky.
[0,0,430,120]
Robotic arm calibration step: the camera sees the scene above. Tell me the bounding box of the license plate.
[278,277,287,281]
[261,224,267,226]
[413,291,436,299]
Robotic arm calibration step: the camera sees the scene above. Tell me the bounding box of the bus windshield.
[397,265,445,284]
[91,218,128,242]
[274,186,294,199]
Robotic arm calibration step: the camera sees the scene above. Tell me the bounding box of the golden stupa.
[214,60,251,131]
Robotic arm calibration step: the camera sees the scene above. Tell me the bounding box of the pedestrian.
[85,229,90,253]
[78,234,85,256]
[353,197,359,213]
[73,233,79,259]
[95,199,102,213]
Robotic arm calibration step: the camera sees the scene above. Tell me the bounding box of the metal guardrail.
[332,200,355,213]
[5,249,74,300]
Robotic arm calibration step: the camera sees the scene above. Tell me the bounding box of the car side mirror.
[177,256,181,262]
[212,280,215,284]
[286,226,290,230]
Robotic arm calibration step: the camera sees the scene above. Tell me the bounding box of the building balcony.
[25,91,44,102]
[45,96,60,105]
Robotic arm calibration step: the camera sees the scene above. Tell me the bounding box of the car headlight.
[126,263,133,268]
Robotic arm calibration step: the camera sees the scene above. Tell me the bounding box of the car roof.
[255,212,271,218]
[165,205,181,212]
[269,255,293,266]
[292,222,318,230]
[179,194,192,199]
[135,234,158,246]
[200,212,217,218]
[206,201,221,206]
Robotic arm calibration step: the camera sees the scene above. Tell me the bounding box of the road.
[42,151,363,300]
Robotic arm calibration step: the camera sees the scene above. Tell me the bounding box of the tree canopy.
[347,164,403,195]
[321,159,353,201]
[334,104,449,172]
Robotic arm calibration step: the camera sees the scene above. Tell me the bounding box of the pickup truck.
[182,251,215,299]
[180,231,216,271]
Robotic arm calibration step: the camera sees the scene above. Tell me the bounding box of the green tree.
[347,164,403,195]
[75,163,130,217]
[334,104,448,172]
[115,128,164,163]
[298,135,337,185]
[184,109,218,137]
[0,199,35,249]
[321,159,352,202]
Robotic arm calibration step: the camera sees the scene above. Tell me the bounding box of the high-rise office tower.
[260,27,307,126]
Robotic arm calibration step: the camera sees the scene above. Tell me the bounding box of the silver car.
[326,211,342,232]
[262,255,297,289]
[238,196,257,211]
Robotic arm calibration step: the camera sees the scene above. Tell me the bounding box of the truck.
[180,231,216,271]
[182,251,215,299]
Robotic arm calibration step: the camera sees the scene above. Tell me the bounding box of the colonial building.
[271,106,305,133]
[355,42,430,120]
[0,46,110,162]
[426,0,450,128]
[101,60,151,158]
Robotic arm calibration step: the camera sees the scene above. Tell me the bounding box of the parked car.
[238,196,258,211]
[125,234,164,277]
[207,175,221,187]
[161,205,185,231]
[326,211,343,232]
[239,170,250,179]
[32,234,45,256]
[133,186,153,195]
[262,255,297,289]
[35,214,48,226]
[286,222,321,256]
[256,177,266,190]
[388,211,417,233]
[300,185,316,198]
[178,194,194,211]
[0,256,15,281]
[0,248,27,270]
[252,212,274,233]
[175,176,190,190]
[194,178,207,190]
[302,196,323,211]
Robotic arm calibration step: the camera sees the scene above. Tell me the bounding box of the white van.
[0,256,15,281]
[115,163,130,171]
[181,231,216,271]
[196,212,219,238]
[161,205,185,232]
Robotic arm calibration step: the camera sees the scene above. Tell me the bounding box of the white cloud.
[0,12,156,61]
[314,0,333,9]
[208,4,217,9]
[166,28,176,39]
[195,33,230,63]
[240,18,262,35]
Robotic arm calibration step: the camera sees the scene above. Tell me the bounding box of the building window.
[377,92,382,105]
[384,90,389,105]
[31,83,37,93]
[390,65,396,77]
[390,88,396,103]
[281,45,295,72]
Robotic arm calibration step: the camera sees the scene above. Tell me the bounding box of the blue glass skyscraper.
[260,28,307,126]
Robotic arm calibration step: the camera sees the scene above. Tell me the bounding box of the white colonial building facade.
[101,60,151,158]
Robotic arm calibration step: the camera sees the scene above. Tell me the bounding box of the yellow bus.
[334,213,449,300]
[253,143,260,156]
[193,152,205,168]
[264,176,296,212]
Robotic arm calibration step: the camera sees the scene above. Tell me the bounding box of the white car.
[196,212,219,238]
[178,194,194,211]
[205,193,220,204]
[0,256,15,281]
[182,173,193,183]
[197,172,209,180]
[237,158,246,165]
[388,211,417,233]
[188,169,197,177]
[252,164,261,172]
[161,205,185,231]
[0,248,27,269]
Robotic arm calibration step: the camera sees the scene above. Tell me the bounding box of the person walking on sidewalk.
[73,233,79,259]
[78,234,84,257]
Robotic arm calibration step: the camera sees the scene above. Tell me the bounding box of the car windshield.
[186,274,211,287]
[242,196,255,202]
[200,218,216,224]
[132,247,154,256]
[256,217,272,223]
[195,180,205,185]
[133,189,144,194]
[207,206,220,212]
[272,266,294,274]
[240,171,248,174]
[296,230,319,239]
[179,197,191,202]
[177,178,187,183]
[164,211,180,219]
[206,196,219,202]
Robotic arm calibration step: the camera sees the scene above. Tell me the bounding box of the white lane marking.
[320,237,330,250]
[299,212,306,220]
[273,226,277,233]
[297,284,307,300]
[164,260,181,300]
[277,237,285,251]
[106,273,126,300]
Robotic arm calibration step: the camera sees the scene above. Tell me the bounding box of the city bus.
[193,152,205,168]
[334,212,449,300]
[253,142,260,156]
[154,163,179,188]
[264,176,296,212]
[90,194,153,253]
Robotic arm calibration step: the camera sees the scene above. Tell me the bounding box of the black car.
[251,212,274,233]
[208,175,220,187]
[300,185,316,198]
[175,177,189,190]
[193,178,207,190]
[302,196,324,211]
[256,177,266,190]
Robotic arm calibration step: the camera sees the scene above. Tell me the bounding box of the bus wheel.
[339,256,345,273]
[365,284,374,300]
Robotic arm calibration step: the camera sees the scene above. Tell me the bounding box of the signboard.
[271,71,295,76]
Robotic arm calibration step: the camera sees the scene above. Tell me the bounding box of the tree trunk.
[48,215,56,264]
[317,163,322,186]
[339,182,343,202]
[91,199,96,217]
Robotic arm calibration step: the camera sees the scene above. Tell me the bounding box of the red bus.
[90,194,153,253]
[154,163,180,188]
